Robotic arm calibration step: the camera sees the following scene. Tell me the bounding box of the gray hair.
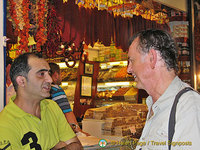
[129,29,178,73]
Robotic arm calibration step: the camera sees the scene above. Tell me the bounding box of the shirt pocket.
[145,129,168,150]
[156,128,168,139]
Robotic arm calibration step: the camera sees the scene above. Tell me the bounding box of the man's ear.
[53,72,59,80]
[6,64,11,73]
[16,76,26,88]
[149,49,157,69]
[6,64,11,70]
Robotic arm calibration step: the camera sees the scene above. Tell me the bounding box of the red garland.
[8,0,30,54]
[17,0,30,53]
[8,0,47,54]
[46,4,61,57]
[35,0,47,52]
[8,0,19,34]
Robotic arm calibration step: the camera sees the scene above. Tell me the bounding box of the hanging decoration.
[18,0,30,53]
[7,0,30,54]
[35,0,48,52]
[46,3,61,57]
[76,0,169,24]
[7,0,19,33]
[7,0,48,54]
[152,10,169,24]
[62,41,88,67]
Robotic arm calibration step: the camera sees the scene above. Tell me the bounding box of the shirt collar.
[5,96,49,119]
[146,76,184,111]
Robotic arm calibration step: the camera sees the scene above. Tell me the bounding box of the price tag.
[129,126,136,134]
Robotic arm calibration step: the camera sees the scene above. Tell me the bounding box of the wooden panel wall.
[73,60,99,120]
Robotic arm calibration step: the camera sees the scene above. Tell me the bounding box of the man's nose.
[46,73,53,83]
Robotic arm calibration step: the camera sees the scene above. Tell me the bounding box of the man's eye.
[128,59,134,64]
[39,72,45,76]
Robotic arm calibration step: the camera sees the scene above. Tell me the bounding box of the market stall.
[3,0,200,148]
[4,0,187,113]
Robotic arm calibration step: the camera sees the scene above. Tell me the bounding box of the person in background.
[127,29,200,150]
[0,53,83,149]
[6,55,16,104]
[49,62,89,136]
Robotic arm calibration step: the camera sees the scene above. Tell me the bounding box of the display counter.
[82,103,148,143]
[82,119,124,141]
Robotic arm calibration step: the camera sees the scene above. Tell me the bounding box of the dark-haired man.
[49,62,89,136]
[0,53,83,149]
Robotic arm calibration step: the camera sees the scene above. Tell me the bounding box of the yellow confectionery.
[124,87,137,96]
[124,87,138,101]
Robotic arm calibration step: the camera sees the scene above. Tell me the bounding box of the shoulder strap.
[168,87,194,150]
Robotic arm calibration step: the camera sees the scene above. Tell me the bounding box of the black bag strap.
[168,87,194,150]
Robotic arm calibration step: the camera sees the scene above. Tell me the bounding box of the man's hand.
[64,136,83,150]
[70,123,90,136]
[52,136,83,150]
[51,141,67,150]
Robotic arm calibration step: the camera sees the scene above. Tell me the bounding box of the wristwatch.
[70,123,79,130]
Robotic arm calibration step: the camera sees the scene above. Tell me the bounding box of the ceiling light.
[61,82,69,86]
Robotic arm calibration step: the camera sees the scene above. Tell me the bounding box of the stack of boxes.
[84,103,148,138]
